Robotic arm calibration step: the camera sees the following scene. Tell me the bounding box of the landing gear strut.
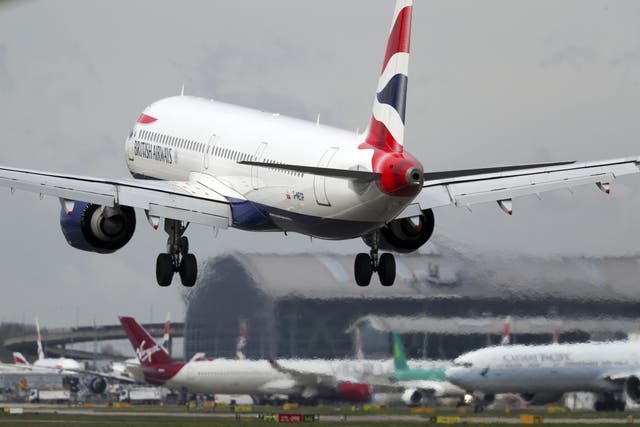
[354,232,396,287]
[155,219,197,287]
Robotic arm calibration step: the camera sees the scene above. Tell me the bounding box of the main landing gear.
[156,219,197,287]
[354,232,396,287]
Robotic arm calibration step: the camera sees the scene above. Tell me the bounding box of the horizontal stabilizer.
[423,161,576,182]
[238,161,379,180]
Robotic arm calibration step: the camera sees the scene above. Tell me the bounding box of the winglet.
[501,316,512,345]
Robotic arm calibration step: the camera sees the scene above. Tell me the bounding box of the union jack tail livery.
[161,312,171,355]
[365,0,412,153]
[13,352,29,365]
[120,316,173,366]
[35,318,45,361]
[501,316,511,345]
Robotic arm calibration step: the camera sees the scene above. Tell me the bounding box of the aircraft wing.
[268,360,342,389]
[0,166,231,228]
[400,156,640,217]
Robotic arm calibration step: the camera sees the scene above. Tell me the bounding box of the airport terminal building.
[183,249,640,361]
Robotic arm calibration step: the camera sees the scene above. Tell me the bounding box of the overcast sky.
[0,0,639,328]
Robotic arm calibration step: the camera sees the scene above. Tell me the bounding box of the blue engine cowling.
[87,377,107,394]
[60,202,136,253]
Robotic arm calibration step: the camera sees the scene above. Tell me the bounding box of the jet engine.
[336,381,371,403]
[87,377,107,394]
[401,388,423,406]
[519,392,564,405]
[625,376,640,403]
[362,209,435,253]
[60,202,136,253]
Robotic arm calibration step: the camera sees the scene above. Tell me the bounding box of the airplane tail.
[161,312,171,355]
[13,352,29,365]
[364,0,412,153]
[119,316,173,366]
[552,325,560,344]
[236,318,248,360]
[501,316,512,345]
[391,331,409,371]
[35,317,45,361]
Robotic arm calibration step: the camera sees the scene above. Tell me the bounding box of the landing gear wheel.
[179,253,198,287]
[377,253,396,286]
[354,253,373,287]
[156,253,173,287]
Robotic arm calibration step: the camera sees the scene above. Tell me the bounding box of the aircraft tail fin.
[364,0,413,153]
[501,316,512,345]
[35,317,45,361]
[13,352,29,365]
[391,331,409,371]
[119,316,173,366]
[160,312,171,356]
[236,318,248,360]
[552,325,560,344]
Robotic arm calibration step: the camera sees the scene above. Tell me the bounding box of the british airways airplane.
[0,0,638,287]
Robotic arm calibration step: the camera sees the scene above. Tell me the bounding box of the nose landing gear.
[155,219,198,287]
[354,232,396,287]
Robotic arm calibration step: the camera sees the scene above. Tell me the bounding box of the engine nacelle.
[88,377,107,394]
[60,202,136,254]
[336,381,371,403]
[363,209,435,253]
[401,388,423,406]
[625,376,640,403]
[519,392,564,406]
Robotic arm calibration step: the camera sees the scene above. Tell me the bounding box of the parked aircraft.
[376,331,464,406]
[446,339,640,411]
[13,318,133,393]
[120,316,372,404]
[0,0,637,287]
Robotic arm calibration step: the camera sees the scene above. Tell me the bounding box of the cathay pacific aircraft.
[446,340,640,411]
[0,0,638,287]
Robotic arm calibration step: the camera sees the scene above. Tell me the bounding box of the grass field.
[0,405,637,426]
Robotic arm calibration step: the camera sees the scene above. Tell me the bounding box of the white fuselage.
[125,96,415,239]
[161,358,394,396]
[446,341,640,394]
[33,357,84,373]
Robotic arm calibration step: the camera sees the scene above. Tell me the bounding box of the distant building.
[183,250,640,361]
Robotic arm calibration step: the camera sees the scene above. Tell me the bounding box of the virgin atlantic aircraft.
[0,0,638,287]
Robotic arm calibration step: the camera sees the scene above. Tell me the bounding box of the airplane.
[445,338,640,411]
[120,315,373,404]
[375,331,464,406]
[0,0,638,288]
[13,317,135,393]
[13,318,84,372]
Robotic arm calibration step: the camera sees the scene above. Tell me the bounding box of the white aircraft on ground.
[0,0,638,287]
[119,316,375,404]
[13,317,135,393]
[445,339,640,411]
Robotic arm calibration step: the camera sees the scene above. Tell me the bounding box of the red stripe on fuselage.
[382,6,412,72]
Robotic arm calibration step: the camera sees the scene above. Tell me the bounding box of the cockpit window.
[453,361,473,368]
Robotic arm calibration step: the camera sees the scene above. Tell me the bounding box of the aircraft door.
[252,142,268,189]
[127,130,135,161]
[204,134,217,170]
[314,147,338,206]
